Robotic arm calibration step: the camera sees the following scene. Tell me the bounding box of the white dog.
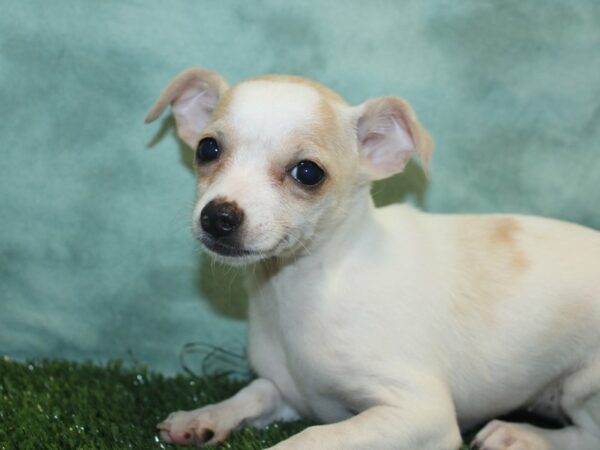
[145,68,600,450]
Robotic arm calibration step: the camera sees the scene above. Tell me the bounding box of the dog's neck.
[251,187,379,283]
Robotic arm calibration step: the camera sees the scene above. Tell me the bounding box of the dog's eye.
[196,138,220,163]
[290,160,325,186]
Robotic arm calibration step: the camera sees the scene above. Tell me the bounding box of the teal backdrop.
[1,1,599,374]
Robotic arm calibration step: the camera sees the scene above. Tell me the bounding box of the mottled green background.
[1,1,599,374]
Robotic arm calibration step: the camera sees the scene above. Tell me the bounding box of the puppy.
[145,68,600,450]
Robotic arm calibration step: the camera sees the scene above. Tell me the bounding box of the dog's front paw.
[157,406,232,447]
[471,420,550,450]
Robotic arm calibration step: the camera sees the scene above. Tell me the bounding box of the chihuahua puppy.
[145,68,600,450]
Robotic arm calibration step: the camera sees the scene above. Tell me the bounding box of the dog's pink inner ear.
[171,80,220,147]
[145,68,229,148]
[355,97,432,180]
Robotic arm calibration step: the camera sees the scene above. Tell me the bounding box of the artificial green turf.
[0,358,471,449]
[0,358,309,449]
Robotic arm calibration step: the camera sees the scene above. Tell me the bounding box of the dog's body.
[146,69,600,449]
[249,206,600,427]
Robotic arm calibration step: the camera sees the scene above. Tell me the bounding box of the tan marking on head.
[273,93,354,203]
[210,88,238,122]
[253,74,348,106]
[269,163,287,186]
[205,75,350,162]
[211,76,353,199]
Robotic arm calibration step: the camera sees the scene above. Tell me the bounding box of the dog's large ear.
[144,68,229,147]
[353,97,433,180]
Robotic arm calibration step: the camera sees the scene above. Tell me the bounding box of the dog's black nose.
[200,200,244,238]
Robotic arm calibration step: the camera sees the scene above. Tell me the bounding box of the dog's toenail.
[199,428,215,442]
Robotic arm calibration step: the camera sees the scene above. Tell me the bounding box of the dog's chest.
[244,248,435,422]
[246,266,365,421]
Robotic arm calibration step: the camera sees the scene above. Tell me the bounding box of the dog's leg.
[267,377,462,450]
[473,358,600,450]
[158,378,299,447]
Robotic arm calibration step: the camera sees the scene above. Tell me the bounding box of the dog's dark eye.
[196,137,220,163]
[290,160,325,186]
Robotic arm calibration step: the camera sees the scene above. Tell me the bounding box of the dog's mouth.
[200,237,266,258]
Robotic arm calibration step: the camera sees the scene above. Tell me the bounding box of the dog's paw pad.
[196,427,215,444]
[157,408,229,447]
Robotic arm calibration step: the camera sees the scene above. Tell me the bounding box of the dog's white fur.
[146,68,600,450]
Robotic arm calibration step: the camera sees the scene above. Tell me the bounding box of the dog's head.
[146,68,432,265]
